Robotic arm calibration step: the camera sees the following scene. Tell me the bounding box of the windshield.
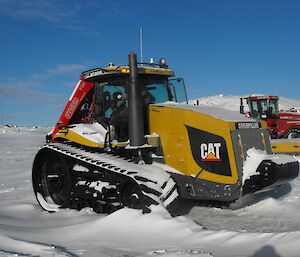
[168,78,188,103]
[250,100,259,118]
[249,98,278,119]
[92,75,172,141]
[143,77,171,104]
[93,75,172,123]
[269,99,278,116]
[260,99,268,118]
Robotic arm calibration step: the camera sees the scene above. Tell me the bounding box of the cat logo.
[186,126,231,176]
[200,143,222,161]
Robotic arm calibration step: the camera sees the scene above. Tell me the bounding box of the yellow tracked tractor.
[32,53,299,215]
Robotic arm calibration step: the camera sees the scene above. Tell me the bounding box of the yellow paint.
[271,141,300,154]
[54,129,128,148]
[143,67,174,76]
[148,105,240,184]
[54,130,102,147]
[105,65,174,76]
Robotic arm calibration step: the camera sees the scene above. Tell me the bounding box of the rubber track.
[42,143,179,212]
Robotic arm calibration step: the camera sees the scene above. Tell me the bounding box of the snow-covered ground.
[1,95,300,257]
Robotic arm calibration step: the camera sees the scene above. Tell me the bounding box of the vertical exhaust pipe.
[128,53,144,146]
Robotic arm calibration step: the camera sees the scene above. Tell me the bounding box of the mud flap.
[242,159,299,195]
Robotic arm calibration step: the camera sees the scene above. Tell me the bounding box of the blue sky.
[0,0,300,126]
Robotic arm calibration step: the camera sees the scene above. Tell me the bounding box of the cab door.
[168,78,188,103]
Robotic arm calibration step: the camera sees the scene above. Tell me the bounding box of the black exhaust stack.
[128,53,145,147]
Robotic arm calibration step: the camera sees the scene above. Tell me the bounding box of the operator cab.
[240,95,279,120]
[81,61,187,142]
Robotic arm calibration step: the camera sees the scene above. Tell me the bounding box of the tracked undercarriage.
[32,143,179,214]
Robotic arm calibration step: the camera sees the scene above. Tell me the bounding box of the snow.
[67,122,107,143]
[156,101,255,122]
[271,138,300,143]
[242,148,265,184]
[188,94,243,111]
[73,164,89,172]
[1,95,300,257]
[188,94,300,113]
[159,93,300,122]
[241,148,298,185]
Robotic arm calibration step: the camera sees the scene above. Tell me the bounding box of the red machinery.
[240,95,300,139]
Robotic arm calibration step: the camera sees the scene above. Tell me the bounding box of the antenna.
[0,101,3,125]
[139,27,143,63]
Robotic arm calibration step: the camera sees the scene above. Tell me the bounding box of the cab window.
[250,100,259,118]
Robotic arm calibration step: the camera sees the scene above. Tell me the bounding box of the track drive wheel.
[32,149,72,212]
[121,181,149,212]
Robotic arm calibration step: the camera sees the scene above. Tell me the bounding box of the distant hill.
[189,94,300,112]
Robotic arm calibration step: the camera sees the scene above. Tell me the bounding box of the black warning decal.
[186,125,232,176]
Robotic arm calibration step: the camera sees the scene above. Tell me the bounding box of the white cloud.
[0,60,97,110]
[47,64,87,75]
[64,81,78,87]
[0,0,98,35]
[0,80,66,108]
[0,0,128,36]
[0,0,75,22]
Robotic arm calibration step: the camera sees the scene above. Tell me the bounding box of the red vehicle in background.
[240,95,300,139]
